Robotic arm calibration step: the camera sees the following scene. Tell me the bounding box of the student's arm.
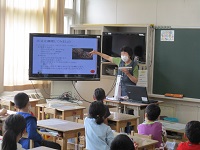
[106,127,114,147]
[90,50,113,62]
[26,117,43,142]
[104,106,111,125]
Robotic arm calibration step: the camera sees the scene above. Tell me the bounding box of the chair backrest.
[76,117,84,124]
[1,101,11,110]
[44,107,57,119]
[131,131,152,139]
[22,132,34,148]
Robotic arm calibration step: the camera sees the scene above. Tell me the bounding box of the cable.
[72,81,91,103]
[30,80,46,99]
[106,76,117,96]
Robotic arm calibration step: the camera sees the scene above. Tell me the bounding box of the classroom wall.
[84,0,200,26]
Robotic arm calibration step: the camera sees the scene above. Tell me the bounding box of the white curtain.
[2,0,64,91]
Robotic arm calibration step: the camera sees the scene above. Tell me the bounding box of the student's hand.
[134,142,139,149]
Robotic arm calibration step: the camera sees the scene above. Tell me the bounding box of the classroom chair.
[131,131,152,139]
[44,107,61,119]
[0,100,12,110]
[75,117,85,148]
[22,132,34,148]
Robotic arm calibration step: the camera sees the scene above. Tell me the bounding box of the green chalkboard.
[153,28,200,99]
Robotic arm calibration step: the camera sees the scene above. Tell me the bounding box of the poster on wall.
[160,30,174,41]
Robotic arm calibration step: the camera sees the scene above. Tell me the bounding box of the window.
[64,0,75,34]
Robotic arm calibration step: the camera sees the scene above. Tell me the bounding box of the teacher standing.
[90,46,138,96]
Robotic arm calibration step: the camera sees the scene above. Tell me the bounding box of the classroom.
[1,0,200,150]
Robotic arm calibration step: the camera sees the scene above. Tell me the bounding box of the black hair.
[110,134,135,150]
[14,92,29,109]
[185,121,200,144]
[120,46,133,60]
[145,104,161,121]
[89,101,106,125]
[2,114,26,150]
[94,88,106,101]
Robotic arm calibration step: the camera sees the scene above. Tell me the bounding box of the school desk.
[108,112,139,133]
[37,118,85,150]
[36,103,85,120]
[114,132,158,150]
[159,120,186,141]
[105,99,163,124]
[0,110,16,121]
[0,97,40,116]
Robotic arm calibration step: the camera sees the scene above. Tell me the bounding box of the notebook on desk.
[126,85,158,104]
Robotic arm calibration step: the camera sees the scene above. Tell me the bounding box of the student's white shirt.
[84,117,114,150]
[0,141,24,150]
[17,143,25,150]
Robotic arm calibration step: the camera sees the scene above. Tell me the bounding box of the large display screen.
[29,33,101,81]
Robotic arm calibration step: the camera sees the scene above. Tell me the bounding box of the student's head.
[145,104,161,121]
[110,134,135,150]
[185,121,200,144]
[89,101,106,125]
[14,92,30,110]
[93,88,106,101]
[2,114,26,150]
[120,46,133,62]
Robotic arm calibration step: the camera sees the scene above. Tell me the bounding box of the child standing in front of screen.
[84,101,114,150]
[137,104,166,148]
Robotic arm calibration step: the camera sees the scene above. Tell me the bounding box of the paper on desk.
[161,122,185,130]
[38,119,67,126]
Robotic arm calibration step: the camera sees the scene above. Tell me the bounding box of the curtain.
[2,0,64,91]
[0,0,6,93]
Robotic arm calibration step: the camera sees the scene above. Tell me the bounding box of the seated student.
[177,121,200,150]
[1,114,26,150]
[84,101,114,150]
[14,92,61,150]
[137,104,166,148]
[110,134,136,150]
[93,88,111,124]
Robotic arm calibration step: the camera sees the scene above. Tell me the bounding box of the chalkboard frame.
[153,28,200,99]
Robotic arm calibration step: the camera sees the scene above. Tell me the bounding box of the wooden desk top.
[0,110,16,121]
[159,120,185,134]
[29,146,56,150]
[36,103,85,111]
[104,99,121,104]
[105,99,163,107]
[108,112,139,121]
[121,100,163,107]
[37,119,84,132]
[1,97,40,103]
[114,132,158,148]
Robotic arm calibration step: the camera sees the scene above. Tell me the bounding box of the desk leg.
[62,133,67,150]
[62,113,65,120]
[134,107,140,125]
[80,110,84,120]
[37,106,41,120]
[41,107,45,120]
[116,122,120,133]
